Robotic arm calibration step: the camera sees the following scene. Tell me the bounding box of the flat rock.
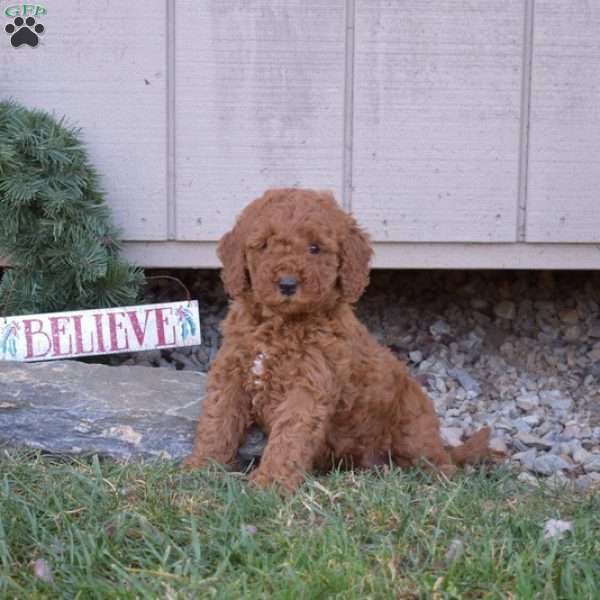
[543,519,572,540]
[408,350,423,364]
[517,471,539,486]
[0,360,265,462]
[572,447,592,464]
[558,309,579,325]
[516,431,553,450]
[447,368,481,395]
[540,390,573,412]
[489,437,508,454]
[545,472,573,491]
[583,455,600,473]
[589,321,600,338]
[429,320,450,337]
[513,448,538,470]
[576,472,600,491]
[440,426,463,448]
[521,414,541,427]
[516,393,540,412]
[531,454,575,476]
[564,326,581,342]
[494,301,516,320]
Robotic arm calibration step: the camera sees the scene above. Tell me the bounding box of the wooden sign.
[0,301,201,362]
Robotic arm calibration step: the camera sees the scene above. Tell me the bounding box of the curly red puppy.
[184,189,490,491]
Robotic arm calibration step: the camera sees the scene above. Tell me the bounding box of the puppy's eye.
[250,240,267,251]
[309,244,320,255]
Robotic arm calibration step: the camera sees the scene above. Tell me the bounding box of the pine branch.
[0,100,144,316]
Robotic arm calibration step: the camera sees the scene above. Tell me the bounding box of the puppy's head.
[218,188,372,314]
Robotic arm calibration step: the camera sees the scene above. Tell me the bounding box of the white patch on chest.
[251,352,267,386]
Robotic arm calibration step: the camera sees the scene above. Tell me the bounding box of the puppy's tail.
[448,427,492,466]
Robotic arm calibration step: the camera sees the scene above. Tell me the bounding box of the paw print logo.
[5,16,45,48]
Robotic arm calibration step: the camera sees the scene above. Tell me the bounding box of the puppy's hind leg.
[391,417,456,476]
[448,427,491,466]
[390,378,455,476]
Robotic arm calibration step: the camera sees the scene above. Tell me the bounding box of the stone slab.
[0,360,266,462]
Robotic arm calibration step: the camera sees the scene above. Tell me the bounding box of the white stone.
[540,390,573,411]
[543,519,572,541]
[558,309,579,325]
[409,350,423,363]
[489,438,508,454]
[445,538,465,565]
[513,449,538,470]
[546,472,572,491]
[494,301,516,320]
[517,472,539,486]
[517,432,553,450]
[572,447,592,464]
[430,320,451,337]
[531,454,574,476]
[440,427,463,448]
[583,455,600,473]
[516,393,540,412]
[521,414,541,427]
[576,473,600,491]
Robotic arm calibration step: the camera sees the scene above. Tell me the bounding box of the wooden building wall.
[2,1,600,268]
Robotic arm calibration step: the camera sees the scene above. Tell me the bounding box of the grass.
[0,451,599,599]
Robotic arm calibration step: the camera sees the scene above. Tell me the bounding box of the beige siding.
[352,0,524,242]
[175,0,346,241]
[2,1,600,268]
[527,1,600,242]
[0,0,169,240]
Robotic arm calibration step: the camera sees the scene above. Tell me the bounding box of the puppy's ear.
[217,225,248,297]
[338,216,373,303]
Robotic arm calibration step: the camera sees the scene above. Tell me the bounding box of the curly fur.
[184,188,490,492]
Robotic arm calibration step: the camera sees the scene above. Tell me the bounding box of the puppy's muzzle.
[278,276,298,296]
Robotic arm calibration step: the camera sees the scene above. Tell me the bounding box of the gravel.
[107,269,600,490]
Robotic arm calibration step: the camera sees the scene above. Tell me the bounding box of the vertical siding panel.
[175,1,346,241]
[342,0,356,212]
[352,1,523,242]
[527,1,600,242]
[166,0,177,240]
[516,0,535,242]
[0,1,169,240]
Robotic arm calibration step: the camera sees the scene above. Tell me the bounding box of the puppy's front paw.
[248,466,304,494]
[181,454,209,470]
[437,463,457,479]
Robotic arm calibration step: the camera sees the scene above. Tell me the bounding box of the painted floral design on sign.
[1,321,20,359]
[176,306,197,340]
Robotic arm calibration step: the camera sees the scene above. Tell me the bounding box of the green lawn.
[0,450,598,599]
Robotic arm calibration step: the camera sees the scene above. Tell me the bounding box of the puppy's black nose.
[278,276,298,296]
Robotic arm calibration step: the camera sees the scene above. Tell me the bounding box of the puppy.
[184,188,490,491]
